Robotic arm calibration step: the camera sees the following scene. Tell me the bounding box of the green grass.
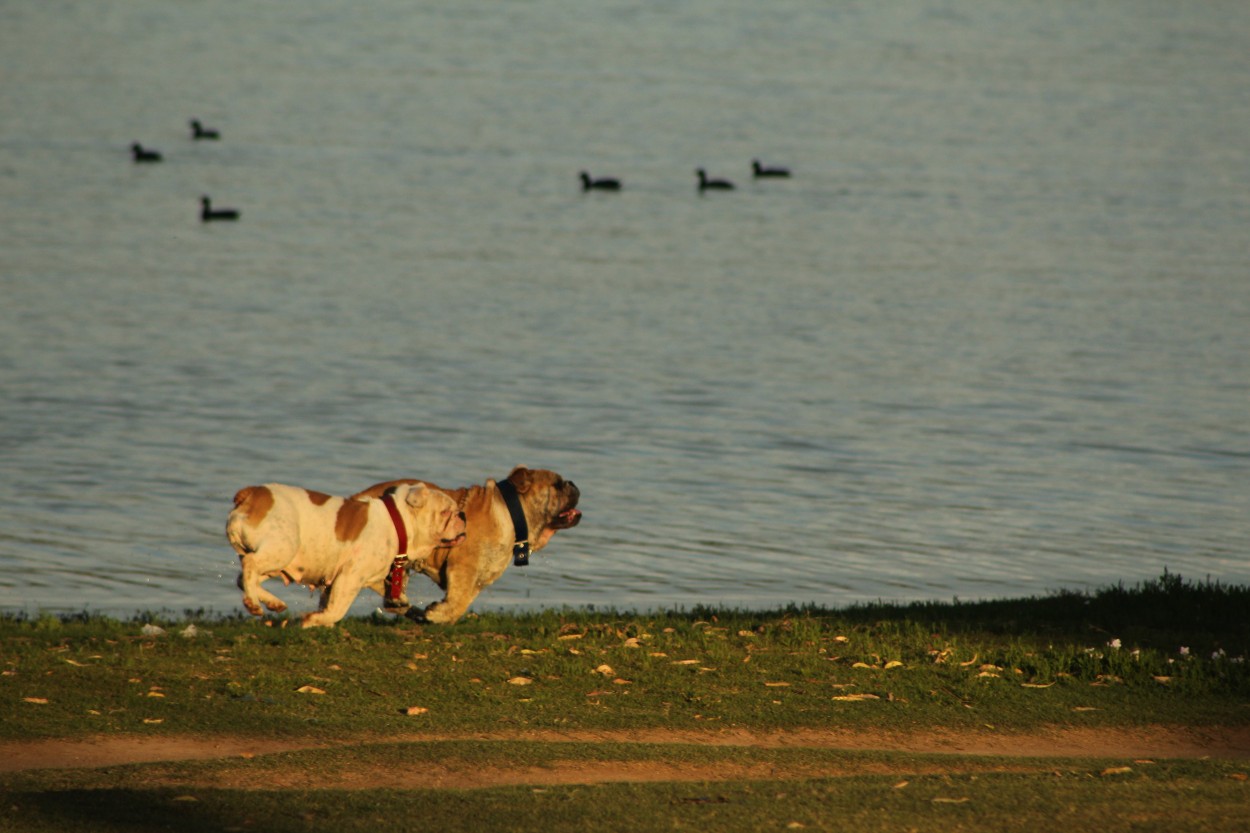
[2,573,1248,832]
[3,572,1247,740]
[2,747,1248,833]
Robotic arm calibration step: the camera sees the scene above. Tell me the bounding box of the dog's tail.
[227,485,271,555]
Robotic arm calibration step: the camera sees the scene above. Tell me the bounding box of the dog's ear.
[507,466,533,493]
[403,482,429,509]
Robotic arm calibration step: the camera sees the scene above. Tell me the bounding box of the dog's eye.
[554,477,565,489]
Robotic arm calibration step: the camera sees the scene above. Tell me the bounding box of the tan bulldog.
[227,482,466,627]
[352,467,581,623]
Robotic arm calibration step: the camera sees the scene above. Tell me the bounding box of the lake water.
[2,0,1247,619]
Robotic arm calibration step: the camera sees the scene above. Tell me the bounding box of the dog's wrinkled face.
[439,506,468,546]
[508,467,582,530]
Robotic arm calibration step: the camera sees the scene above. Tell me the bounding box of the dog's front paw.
[301,612,336,628]
[382,594,410,612]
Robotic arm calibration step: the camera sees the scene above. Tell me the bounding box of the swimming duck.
[696,168,734,191]
[752,159,791,178]
[131,143,163,163]
[190,119,221,140]
[200,195,240,222]
[580,171,621,191]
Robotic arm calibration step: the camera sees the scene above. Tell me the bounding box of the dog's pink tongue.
[560,508,583,527]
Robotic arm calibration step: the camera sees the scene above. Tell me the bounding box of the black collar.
[495,479,531,566]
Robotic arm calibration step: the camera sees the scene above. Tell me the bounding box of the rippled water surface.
[2,0,1247,618]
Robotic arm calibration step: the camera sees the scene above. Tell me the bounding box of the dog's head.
[395,482,468,547]
[505,466,582,531]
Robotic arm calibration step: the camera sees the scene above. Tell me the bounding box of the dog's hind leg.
[235,549,289,616]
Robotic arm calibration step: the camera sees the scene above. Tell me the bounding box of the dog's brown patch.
[232,486,274,527]
[334,499,370,542]
[306,490,333,506]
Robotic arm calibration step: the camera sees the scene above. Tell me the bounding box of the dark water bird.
[200,195,239,222]
[752,159,791,178]
[580,171,621,191]
[190,119,220,140]
[131,143,163,163]
[696,168,734,191]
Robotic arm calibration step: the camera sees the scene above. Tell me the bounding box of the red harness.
[380,494,408,604]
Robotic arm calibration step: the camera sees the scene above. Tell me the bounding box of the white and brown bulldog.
[226,482,467,627]
[352,467,582,624]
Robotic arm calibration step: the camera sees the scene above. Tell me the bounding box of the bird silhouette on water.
[200,195,240,222]
[190,119,220,140]
[131,143,162,163]
[752,159,790,178]
[580,171,621,191]
[696,168,734,191]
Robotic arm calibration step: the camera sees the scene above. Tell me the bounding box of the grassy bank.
[2,573,1248,832]
[4,572,1248,740]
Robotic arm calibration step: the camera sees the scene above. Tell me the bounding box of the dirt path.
[3,725,1247,790]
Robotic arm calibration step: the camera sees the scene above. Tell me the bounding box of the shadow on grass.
[8,788,266,833]
[490,571,1248,657]
[5,787,455,833]
[830,571,1250,650]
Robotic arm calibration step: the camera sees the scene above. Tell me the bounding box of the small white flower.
[1212,649,1227,661]
[1108,638,1122,650]
[1179,646,1190,656]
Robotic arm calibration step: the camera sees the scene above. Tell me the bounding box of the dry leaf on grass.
[1101,766,1133,776]
[1022,682,1055,688]
[764,682,791,687]
[832,693,880,702]
[672,659,700,665]
[932,797,970,804]
[23,697,48,704]
[507,676,533,686]
[404,706,429,716]
[595,664,615,676]
[296,685,326,695]
[884,660,905,670]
